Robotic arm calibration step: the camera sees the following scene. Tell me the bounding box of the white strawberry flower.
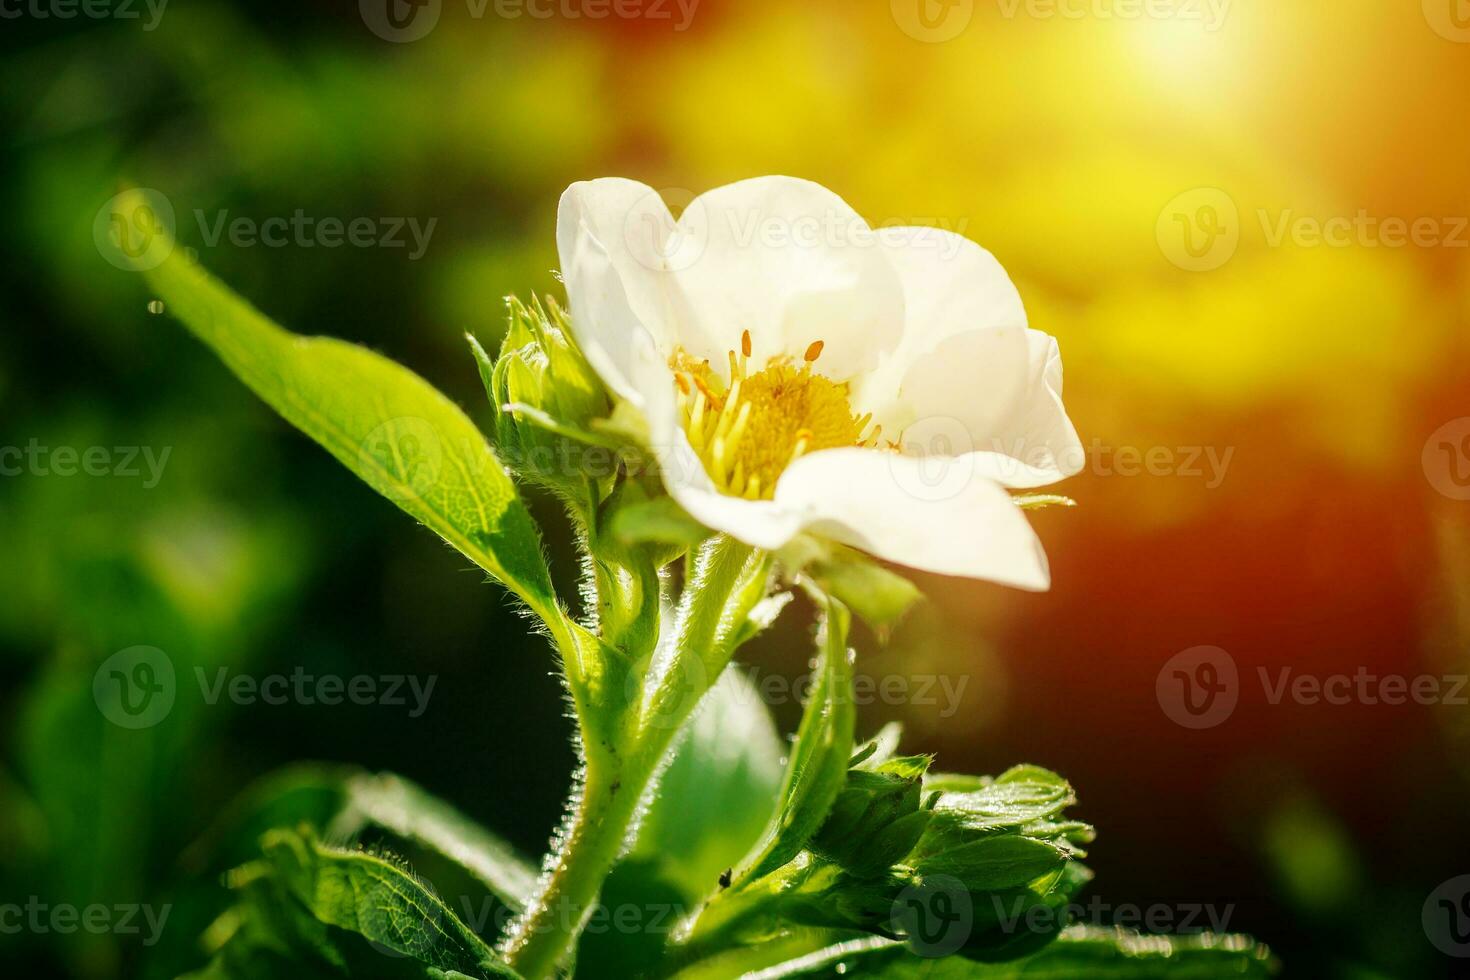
[556,176,1082,590]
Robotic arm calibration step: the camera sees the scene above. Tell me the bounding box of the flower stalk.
[502,537,775,978]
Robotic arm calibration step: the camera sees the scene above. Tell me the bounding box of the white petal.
[856,225,1030,412]
[667,176,905,381]
[557,179,678,403]
[873,328,1033,462]
[878,225,1029,354]
[963,330,1085,489]
[855,226,1082,489]
[773,448,1051,590]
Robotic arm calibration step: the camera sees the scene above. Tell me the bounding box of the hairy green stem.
[501,752,655,979]
[503,537,774,978]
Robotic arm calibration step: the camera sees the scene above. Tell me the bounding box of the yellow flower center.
[672,331,880,499]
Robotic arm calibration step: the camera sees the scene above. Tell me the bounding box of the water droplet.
[146,300,165,315]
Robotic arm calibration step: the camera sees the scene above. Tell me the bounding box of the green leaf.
[125,203,558,620]
[916,766,1081,842]
[188,766,537,912]
[185,854,492,980]
[913,835,1068,894]
[635,667,786,902]
[738,595,857,883]
[257,827,519,977]
[335,772,538,911]
[749,926,1276,978]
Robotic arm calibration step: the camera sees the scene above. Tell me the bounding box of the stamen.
[689,388,708,450]
[789,428,812,465]
[670,339,880,500]
[692,374,720,408]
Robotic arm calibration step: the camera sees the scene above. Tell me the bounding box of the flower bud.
[809,754,933,877]
[487,296,612,494]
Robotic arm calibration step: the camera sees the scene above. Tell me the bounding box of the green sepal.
[478,295,614,502]
[807,547,922,637]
